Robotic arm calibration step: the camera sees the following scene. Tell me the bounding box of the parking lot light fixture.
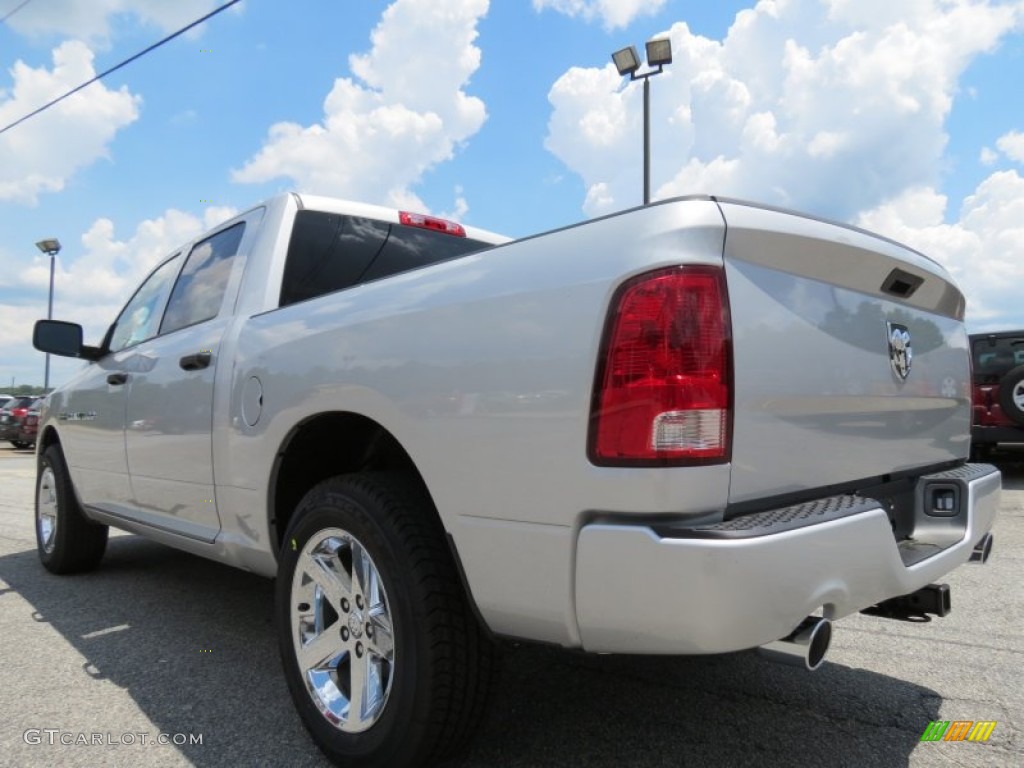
[35,238,62,392]
[611,37,673,206]
[612,46,641,77]
[645,38,673,67]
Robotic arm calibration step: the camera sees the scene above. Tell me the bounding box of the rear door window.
[279,211,491,307]
[280,212,390,307]
[160,223,246,335]
[359,224,490,283]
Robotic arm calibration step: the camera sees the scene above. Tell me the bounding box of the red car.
[971,330,1024,457]
[16,404,41,449]
[0,396,40,449]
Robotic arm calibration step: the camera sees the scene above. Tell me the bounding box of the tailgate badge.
[887,322,912,380]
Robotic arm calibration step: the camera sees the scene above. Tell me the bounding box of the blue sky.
[1,0,1023,389]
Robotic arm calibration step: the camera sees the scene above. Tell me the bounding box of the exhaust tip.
[757,617,832,671]
[969,533,993,565]
[805,619,832,670]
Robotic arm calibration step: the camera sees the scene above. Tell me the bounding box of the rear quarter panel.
[224,200,731,526]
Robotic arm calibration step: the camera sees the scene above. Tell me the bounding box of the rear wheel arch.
[268,412,438,558]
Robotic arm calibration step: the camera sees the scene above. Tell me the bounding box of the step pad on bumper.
[921,463,997,482]
[654,495,880,540]
[897,539,946,567]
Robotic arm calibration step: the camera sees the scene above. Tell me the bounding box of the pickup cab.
[33,193,1000,767]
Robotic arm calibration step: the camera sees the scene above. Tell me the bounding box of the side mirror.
[33,320,102,361]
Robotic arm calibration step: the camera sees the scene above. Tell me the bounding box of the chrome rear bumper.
[574,464,1001,654]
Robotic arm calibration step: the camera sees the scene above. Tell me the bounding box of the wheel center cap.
[348,610,364,639]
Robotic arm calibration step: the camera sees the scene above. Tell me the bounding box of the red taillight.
[398,211,466,237]
[589,265,732,466]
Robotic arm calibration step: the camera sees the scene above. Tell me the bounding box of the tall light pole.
[35,238,61,391]
[611,38,673,205]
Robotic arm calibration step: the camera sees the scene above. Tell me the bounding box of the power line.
[0,0,242,137]
[1,0,36,24]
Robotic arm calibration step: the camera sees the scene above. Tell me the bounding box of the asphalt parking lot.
[0,443,1021,768]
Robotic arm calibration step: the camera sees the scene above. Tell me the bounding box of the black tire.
[36,444,109,574]
[276,473,495,768]
[11,440,29,449]
[998,365,1024,426]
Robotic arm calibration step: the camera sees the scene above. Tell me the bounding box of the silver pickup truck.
[33,193,1000,767]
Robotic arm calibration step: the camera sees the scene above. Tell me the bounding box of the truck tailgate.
[718,201,971,505]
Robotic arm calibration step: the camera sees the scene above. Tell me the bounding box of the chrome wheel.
[290,527,395,734]
[37,465,58,554]
[1013,380,1024,411]
[277,474,495,765]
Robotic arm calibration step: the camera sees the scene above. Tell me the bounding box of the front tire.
[36,444,108,574]
[276,473,494,768]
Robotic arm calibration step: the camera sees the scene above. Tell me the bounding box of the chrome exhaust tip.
[969,533,993,564]
[757,617,832,671]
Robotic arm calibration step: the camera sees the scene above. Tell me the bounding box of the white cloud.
[546,0,1022,219]
[0,41,140,205]
[233,0,488,212]
[545,64,637,204]
[171,109,199,126]
[979,146,998,166]
[996,130,1024,162]
[21,207,234,311]
[532,0,667,29]
[856,172,1024,329]
[0,205,236,387]
[439,186,470,221]
[5,0,230,46]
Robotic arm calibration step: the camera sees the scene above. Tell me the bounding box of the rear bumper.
[574,464,1001,654]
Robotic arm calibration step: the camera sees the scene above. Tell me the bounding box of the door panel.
[124,320,227,541]
[55,357,131,509]
[58,253,183,511]
[121,217,253,541]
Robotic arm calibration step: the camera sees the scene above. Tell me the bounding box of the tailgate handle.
[106,373,128,386]
[179,351,212,371]
[881,268,924,299]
